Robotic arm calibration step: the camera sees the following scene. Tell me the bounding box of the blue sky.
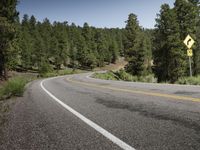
[17,0,175,29]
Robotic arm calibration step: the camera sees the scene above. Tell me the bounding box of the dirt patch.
[94,57,128,71]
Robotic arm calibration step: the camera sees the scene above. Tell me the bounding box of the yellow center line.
[66,77,200,103]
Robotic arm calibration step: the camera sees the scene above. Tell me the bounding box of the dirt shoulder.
[0,71,38,135]
[0,98,18,144]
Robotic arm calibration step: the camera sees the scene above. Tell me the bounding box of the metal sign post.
[189,56,192,77]
[184,35,195,77]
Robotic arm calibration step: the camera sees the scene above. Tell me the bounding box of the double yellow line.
[66,77,200,103]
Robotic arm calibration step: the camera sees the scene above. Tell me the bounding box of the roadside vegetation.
[39,67,86,78]
[93,71,200,85]
[93,69,157,83]
[0,75,35,101]
[176,76,200,85]
[0,68,86,101]
[93,71,119,81]
[0,0,200,93]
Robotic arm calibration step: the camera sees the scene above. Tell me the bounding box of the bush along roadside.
[39,68,86,78]
[92,69,157,83]
[176,76,200,85]
[0,68,87,101]
[93,70,200,85]
[0,77,31,101]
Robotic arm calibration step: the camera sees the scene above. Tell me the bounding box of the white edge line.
[40,77,136,150]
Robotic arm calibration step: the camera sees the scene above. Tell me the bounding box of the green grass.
[92,70,157,83]
[115,70,138,81]
[93,70,200,85]
[93,71,119,80]
[0,68,86,101]
[176,76,200,85]
[0,77,30,100]
[138,74,157,83]
[40,68,87,78]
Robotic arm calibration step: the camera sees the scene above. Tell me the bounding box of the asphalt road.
[1,73,200,150]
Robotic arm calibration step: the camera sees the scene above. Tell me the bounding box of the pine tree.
[125,32,146,76]
[69,46,78,69]
[34,30,46,70]
[39,18,52,60]
[19,26,33,69]
[8,16,21,70]
[19,14,37,70]
[52,22,69,70]
[95,31,108,66]
[124,13,147,76]
[194,15,200,74]
[174,0,200,75]
[82,23,92,42]
[154,4,186,82]
[81,22,97,68]
[29,15,36,31]
[0,0,18,79]
[21,14,29,28]
[142,32,152,74]
[124,13,140,55]
[174,0,199,39]
[109,40,119,63]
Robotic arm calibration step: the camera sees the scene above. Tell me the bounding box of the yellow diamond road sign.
[187,49,193,57]
[184,35,195,49]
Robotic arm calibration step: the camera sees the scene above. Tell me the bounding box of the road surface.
[1,73,200,150]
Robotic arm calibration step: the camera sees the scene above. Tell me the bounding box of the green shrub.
[138,74,157,83]
[41,72,58,78]
[39,63,53,77]
[57,69,74,75]
[115,69,137,81]
[176,76,200,85]
[0,77,28,100]
[40,68,83,78]
[93,71,118,80]
[93,69,157,83]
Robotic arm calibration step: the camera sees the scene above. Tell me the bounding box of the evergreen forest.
[0,0,200,83]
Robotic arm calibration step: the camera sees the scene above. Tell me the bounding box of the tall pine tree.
[154,4,186,82]
[0,0,18,79]
[124,13,148,76]
[174,0,200,75]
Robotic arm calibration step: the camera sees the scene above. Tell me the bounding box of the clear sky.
[17,0,175,29]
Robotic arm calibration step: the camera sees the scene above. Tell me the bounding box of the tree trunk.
[0,51,3,80]
[3,67,8,80]
[0,52,7,80]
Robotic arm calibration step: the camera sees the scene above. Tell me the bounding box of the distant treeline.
[17,16,125,71]
[1,12,152,76]
[0,0,199,83]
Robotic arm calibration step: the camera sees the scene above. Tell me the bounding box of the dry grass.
[94,57,128,71]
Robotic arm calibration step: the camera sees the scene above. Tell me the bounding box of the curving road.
[1,73,200,150]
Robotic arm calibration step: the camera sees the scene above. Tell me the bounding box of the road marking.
[40,78,136,150]
[66,77,200,103]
